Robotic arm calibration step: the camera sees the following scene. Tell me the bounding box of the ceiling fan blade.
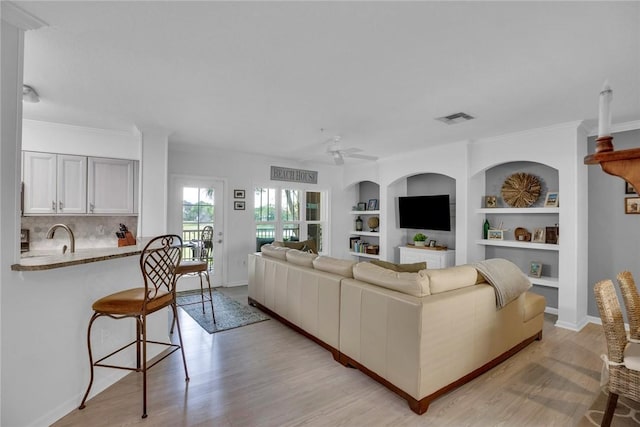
[344,153,378,161]
[340,147,362,155]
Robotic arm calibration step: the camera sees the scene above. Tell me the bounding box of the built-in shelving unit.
[348,181,381,259]
[476,162,561,296]
[348,210,381,259]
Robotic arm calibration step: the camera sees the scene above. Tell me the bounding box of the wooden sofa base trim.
[247,297,340,361]
[339,330,543,415]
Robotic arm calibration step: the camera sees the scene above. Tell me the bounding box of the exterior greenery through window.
[182,187,214,269]
[255,187,326,252]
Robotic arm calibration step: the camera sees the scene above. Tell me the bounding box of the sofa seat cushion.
[523,291,546,322]
[261,244,290,260]
[286,249,318,267]
[427,265,478,295]
[353,262,430,297]
[370,260,427,272]
[313,256,356,278]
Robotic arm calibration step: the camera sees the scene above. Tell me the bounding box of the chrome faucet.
[46,224,75,254]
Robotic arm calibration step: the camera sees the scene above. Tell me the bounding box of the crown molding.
[586,119,640,137]
[1,2,47,30]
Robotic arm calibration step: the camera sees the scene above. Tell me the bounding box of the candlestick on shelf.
[596,80,614,153]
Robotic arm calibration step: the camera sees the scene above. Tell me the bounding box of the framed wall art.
[234,201,246,210]
[544,192,559,207]
[626,181,637,195]
[625,196,640,214]
[487,229,503,240]
[532,228,546,243]
[529,261,543,278]
[234,189,245,199]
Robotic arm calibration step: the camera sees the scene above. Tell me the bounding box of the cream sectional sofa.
[247,245,545,414]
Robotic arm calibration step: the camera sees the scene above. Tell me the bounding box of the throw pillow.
[370,260,427,272]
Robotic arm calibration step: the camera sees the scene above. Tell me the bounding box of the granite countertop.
[11,238,153,271]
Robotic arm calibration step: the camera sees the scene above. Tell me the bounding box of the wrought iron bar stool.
[79,234,189,419]
[171,226,216,333]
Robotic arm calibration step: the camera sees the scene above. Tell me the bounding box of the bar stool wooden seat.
[78,234,189,419]
[171,226,216,332]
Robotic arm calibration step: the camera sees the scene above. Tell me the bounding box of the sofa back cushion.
[427,265,478,294]
[353,262,430,297]
[313,256,356,278]
[272,239,318,254]
[370,260,427,272]
[286,249,318,268]
[260,244,290,260]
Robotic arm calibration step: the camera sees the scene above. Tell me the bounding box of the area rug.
[176,289,269,334]
[578,387,640,426]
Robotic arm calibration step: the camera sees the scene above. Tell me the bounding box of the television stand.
[399,246,455,269]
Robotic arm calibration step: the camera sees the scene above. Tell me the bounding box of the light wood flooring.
[54,286,606,426]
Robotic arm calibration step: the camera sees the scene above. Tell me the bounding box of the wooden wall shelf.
[584,147,640,193]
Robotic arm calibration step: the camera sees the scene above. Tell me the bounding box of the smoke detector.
[436,112,474,125]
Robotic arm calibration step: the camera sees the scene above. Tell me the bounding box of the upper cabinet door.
[23,151,57,214]
[57,154,87,214]
[87,157,134,214]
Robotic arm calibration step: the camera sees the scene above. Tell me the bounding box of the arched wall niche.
[381,171,459,262]
[475,161,559,209]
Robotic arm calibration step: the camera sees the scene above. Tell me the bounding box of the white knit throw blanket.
[474,258,532,309]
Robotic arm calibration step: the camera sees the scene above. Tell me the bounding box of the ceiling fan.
[325,136,378,165]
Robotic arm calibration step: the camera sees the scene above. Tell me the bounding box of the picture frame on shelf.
[625,196,640,214]
[625,181,637,195]
[485,195,497,208]
[544,191,559,207]
[234,189,245,199]
[545,226,559,244]
[349,236,359,250]
[367,199,378,210]
[234,201,245,210]
[428,239,437,247]
[357,202,367,211]
[487,229,503,240]
[532,227,546,243]
[529,261,543,278]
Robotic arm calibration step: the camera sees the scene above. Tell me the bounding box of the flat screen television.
[398,194,451,231]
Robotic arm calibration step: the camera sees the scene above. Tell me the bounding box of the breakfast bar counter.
[11,238,152,271]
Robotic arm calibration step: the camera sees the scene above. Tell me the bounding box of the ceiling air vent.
[436,112,475,125]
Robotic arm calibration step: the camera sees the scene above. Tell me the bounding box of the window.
[181,186,214,269]
[254,187,327,252]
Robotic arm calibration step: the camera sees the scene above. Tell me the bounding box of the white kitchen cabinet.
[399,246,455,269]
[87,157,135,214]
[23,151,86,215]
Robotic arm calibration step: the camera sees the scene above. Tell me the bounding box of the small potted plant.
[413,233,427,247]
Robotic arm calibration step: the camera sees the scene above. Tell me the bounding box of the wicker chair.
[79,235,189,419]
[617,271,640,342]
[594,279,640,427]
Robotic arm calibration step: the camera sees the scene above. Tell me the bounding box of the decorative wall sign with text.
[270,166,318,184]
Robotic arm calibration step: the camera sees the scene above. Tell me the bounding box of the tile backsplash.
[22,216,138,250]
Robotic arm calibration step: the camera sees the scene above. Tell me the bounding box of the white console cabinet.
[399,246,455,269]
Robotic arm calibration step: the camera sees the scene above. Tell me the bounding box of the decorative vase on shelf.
[355,216,363,231]
[483,219,490,239]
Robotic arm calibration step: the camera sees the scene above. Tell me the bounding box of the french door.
[170,176,224,286]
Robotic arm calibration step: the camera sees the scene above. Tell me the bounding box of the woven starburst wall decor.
[501,173,541,208]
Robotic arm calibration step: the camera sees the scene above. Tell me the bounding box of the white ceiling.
[17,1,640,163]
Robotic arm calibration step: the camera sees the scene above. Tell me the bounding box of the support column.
[0,3,46,425]
[137,127,170,237]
